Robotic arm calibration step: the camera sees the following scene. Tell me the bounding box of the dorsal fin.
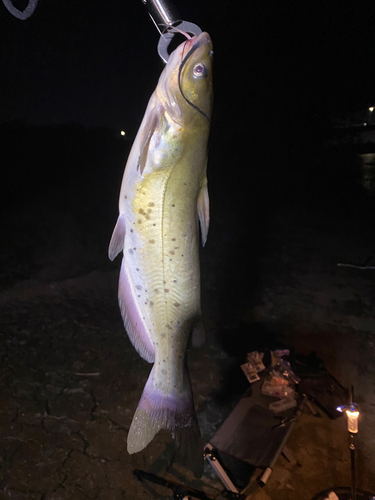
[197,161,210,246]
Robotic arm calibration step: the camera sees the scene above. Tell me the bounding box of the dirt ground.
[1,203,375,499]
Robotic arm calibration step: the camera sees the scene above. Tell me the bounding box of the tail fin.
[127,365,202,471]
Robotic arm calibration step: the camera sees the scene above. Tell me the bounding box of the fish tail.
[127,365,202,471]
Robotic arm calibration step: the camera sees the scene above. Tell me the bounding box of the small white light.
[369,107,374,112]
[346,408,359,433]
[120,131,126,136]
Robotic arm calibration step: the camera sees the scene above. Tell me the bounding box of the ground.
[1,201,375,499]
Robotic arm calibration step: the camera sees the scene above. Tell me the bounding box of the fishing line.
[178,41,210,122]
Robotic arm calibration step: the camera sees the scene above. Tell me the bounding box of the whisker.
[168,25,192,40]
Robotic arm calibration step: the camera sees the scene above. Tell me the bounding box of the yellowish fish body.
[109,32,213,456]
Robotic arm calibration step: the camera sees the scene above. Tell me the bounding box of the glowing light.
[346,409,359,433]
[369,107,374,112]
[337,403,360,433]
[120,131,126,136]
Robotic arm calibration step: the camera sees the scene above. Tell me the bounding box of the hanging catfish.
[109,31,213,457]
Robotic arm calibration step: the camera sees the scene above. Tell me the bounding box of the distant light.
[369,107,374,112]
[364,123,367,126]
[120,131,126,136]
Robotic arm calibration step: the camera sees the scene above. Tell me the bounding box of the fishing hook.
[140,0,202,63]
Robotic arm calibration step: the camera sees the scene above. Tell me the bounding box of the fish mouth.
[182,32,212,60]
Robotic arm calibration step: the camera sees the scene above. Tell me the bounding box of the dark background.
[2,1,374,128]
[1,0,375,295]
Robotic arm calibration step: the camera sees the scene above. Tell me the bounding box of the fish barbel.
[109,32,213,456]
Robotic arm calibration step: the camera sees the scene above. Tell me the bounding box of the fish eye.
[193,63,207,79]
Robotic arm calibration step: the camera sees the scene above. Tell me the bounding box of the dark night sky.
[1,1,375,134]
[0,0,213,133]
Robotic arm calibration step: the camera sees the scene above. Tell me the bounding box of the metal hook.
[141,0,202,63]
[157,22,202,63]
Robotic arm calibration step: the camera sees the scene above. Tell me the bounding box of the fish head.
[157,32,213,125]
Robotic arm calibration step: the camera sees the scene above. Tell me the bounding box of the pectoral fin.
[137,102,162,176]
[108,213,126,261]
[197,175,210,246]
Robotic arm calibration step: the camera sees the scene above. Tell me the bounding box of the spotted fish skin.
[109,32,213,457]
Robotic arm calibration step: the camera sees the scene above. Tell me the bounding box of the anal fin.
[118,259,155,363]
